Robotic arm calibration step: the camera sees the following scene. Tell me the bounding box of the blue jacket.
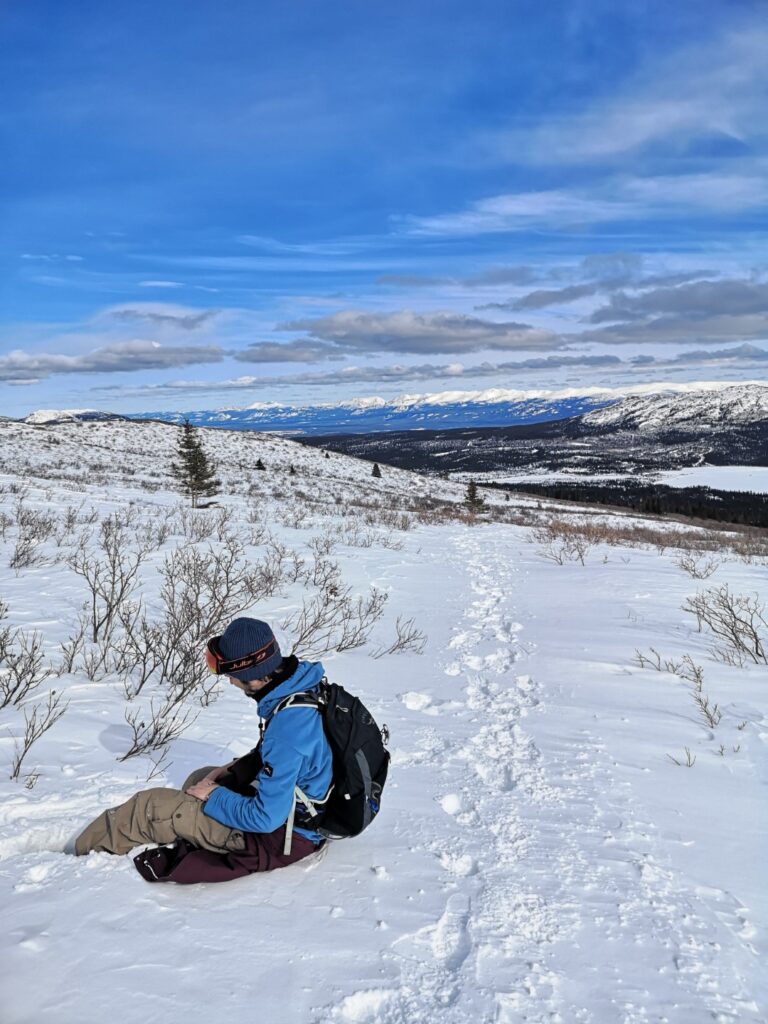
[203,660,332,844]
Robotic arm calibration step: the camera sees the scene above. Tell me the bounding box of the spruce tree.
[371,462,382,479]
[256,458,266,471]
[171,419,220,508]
[464,478,484,512]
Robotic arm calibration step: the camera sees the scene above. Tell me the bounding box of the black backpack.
[273,679,390,841]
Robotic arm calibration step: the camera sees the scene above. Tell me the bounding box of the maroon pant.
[133,825,320,883]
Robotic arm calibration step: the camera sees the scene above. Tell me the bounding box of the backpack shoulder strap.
[273,689,323,715]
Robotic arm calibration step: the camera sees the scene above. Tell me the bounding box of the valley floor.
[2,518,766,1024]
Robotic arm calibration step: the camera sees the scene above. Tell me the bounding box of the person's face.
[228,675,268,695]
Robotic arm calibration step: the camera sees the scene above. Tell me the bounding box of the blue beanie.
[219,617,283,682]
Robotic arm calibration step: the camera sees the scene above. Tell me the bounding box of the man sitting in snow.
[68,618,333,883]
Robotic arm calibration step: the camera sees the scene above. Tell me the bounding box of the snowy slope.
[0,419,766,1024]
[581,382,768,432]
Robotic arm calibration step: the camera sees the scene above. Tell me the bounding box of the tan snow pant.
[74,767,247,856]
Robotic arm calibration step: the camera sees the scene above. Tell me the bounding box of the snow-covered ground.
[654,466,768,493]
[460,465,768,494]
[0,419,766,1024]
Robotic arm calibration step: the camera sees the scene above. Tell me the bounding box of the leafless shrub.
[691,689,722,729]
[9,533,42,573]
[633,647,683,675]
[336,588,389,651]
[57,612,88,675]
[118,697,198,761]
[372,615,427,658]
[0,610,53,709]
[80,634,118,682]
[176,506,214,543]
[378,531,405,551]
[532,521,591,565]
[16,504,57,542]
[9,689,68,782]
[678,653,705,688]
[0,510,13,541]
[120,536,258,706]
[334,520,378,548]
[528,515,768,561]
[674,551,721,579]
[682,585,767,666]
[633,647,705,687]
[305,553,342,591]
[283,582,388,658]
[213,506,235,541]
[279,505,312,529]
[115,615,161,699]
[138,512,174,551]
[307,533,337,559]
[68,514,146,643]
[667,747,696,767]
[248,537,298,596]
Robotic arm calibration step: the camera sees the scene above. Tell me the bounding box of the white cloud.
[279,309,562,354]
[0,340,225,382]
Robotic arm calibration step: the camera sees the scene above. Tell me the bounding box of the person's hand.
[186,779,220,802]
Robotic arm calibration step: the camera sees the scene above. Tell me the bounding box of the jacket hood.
[256,659,325,720]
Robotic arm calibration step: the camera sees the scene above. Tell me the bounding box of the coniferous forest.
[488,481,768,529]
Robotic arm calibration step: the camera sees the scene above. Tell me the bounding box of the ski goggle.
[204,635,278,676]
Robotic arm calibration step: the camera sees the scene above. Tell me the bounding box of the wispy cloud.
[21,253,84,262]
[103,304,219,330]
[0,340,224,383]
[398,171,768,238]
[501,25,768,165]
[484,269,715,312]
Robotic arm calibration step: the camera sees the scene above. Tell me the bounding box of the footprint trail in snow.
[335,530,763,1024]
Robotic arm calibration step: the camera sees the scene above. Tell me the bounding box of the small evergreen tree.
[464,479,484,513]
[371,462,382,479]
[289,464,296,475]
[256,458,266,471]
[171,419,220,508]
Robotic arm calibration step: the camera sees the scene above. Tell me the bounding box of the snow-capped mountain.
[128,388,615,435]
[579,383,768,432]
[24,409,125,425]
[20,382,768,438]
[127,381,768,435]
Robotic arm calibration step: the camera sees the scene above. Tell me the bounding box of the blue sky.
[1,0,766,416]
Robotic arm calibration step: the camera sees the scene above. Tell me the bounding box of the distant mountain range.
[19,381,768,437]
[300,383,768,476]
[124,390,614,435]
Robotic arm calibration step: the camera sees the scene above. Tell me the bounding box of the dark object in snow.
[372,462,382,478]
